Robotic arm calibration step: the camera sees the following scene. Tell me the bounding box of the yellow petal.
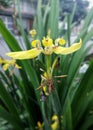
[15,64,22,69]
[54,39,82,55]
[55,38,66,45]
[42,37,53,47]
[3,64,10,71]
[51,115,59,130]
[36,121,44,129]
[6,48,42,60]
[7,59,16,64]
[31,40,40,47]
[52,115,58,121]
[0,58,4,64]
[51,122,59,130]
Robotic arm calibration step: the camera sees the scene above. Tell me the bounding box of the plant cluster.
[0,0,93,130]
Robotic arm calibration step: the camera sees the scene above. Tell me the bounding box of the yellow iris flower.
[6,37,82,60]
[29,29,37,37]
[51,115,59,130]
[0,58,21,71]
[35,121,44,130]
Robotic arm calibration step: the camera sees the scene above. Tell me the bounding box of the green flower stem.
[45,55,51,77]
[41,102,51,130]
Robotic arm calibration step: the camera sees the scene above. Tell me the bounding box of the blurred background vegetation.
[0,0,13,7]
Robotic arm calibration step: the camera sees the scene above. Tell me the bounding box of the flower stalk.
[45,55,51,78]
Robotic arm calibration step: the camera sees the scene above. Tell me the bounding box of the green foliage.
[0,0,93,130]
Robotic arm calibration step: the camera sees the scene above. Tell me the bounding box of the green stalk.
[45,55,51,77]
[41,102,51,130]
[67,14,71,46]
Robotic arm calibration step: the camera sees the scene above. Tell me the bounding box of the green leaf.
[80,115,93,130]
[0,19,21,51]
[37,0,44,39]
[16,0,31,49]
[0,81,22,123]
[63,98,73,130]
[47,0,59,39]
[0,106,24,130]
[72,59,93,128]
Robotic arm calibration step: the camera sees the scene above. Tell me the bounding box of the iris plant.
[6,32,82,97]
